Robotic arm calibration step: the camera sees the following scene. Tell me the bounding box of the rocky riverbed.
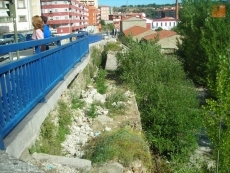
[21,78,144,173]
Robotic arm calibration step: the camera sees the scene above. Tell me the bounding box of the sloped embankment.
[25,43,152,173]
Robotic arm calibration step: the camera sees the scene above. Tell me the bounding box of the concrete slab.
[32,153,91,170]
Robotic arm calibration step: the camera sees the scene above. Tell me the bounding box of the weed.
[95,68,107,94]
[105,88,128,116]
[83,127,153,170]
[88,103,97,118]
[71,98,85,110]
[104,42,122,52]
[89,65,95,78]
[91,47,102,67]
[57,101,72,141]
[29,101,72,155]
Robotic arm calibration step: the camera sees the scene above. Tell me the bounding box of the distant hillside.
[113,3,179,19]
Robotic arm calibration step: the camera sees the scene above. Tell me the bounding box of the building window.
[174,22,175,26]
[156,23,158,27]
[161,22,162,26]
[55,1,57,4]
[0,17,4,22]
[55,9,58,12]
[0,17,12,22]
[55,17,59,20]
[19,15,26,22]
[18,0,25,8]
[6,17,11,22]
[0,0,7,8]
[169,22,171,26]
[165,22,167,26]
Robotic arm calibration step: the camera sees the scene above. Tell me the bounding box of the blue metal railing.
[0,32,102,149]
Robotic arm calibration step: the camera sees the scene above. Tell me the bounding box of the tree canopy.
[117,39,201,159]
[177,0,230,171]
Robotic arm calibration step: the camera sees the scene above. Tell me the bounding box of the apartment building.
[87,5,99,25]
[109,12,146,31]
[98,5,112,21]
[41,0,88,34]
[0,0,36,32]
[108,13,121,30]
[79,0,98,8]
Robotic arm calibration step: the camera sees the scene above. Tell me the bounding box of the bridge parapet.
[0,32,102,150]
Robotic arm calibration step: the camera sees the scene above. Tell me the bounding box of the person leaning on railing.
[32,15,46,53]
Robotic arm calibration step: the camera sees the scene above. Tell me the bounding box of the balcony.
[48,20,72,25]
[42,4,69,9]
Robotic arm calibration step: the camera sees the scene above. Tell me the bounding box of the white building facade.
[0,0,40,32]
[152,17,178,30]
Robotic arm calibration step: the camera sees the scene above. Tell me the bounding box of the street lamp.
[6,0,20,59]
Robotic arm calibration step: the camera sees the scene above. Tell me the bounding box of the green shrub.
[88,103,97,118]
[117,40,202,159]
[71,98,85,110]
[104,42,122,52]
[29,101,72,155]
[105,88,128,116]
[91,47,102,68]
[83,127,153,170]
[95,68,107,94]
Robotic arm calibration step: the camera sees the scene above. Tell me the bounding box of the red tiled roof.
[121,16,134,21]
[123,26,150,37]
[143,30,177,40]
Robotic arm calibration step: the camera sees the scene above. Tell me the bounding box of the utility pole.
[6,0,20,59]
[176,0,179,20]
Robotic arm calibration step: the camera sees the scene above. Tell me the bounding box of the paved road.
[0,48,33,66]
[0,45,57,66]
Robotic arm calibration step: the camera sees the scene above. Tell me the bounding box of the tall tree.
[177,0,230,171]
[117,40,201,159]
[203,55,230,172]
[177,0,230,96]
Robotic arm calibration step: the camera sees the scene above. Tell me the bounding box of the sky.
[98,0,181,7]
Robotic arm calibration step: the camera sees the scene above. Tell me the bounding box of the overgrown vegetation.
[177,0,230,172]
[100,20,114,32]
[176,0,230,95]
[105,88,128,117]
[29,101,72,155]
[71,97,85,110]
[83,127,153,170]
[88,103,97,118]
[117,38,202,171]
[29,47,102,155]
[95,68,107,94]
[103,41,122,52]
[101,41,122,69]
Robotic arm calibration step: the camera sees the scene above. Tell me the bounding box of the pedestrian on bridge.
[41,16,51,50]
[32,15,45,53]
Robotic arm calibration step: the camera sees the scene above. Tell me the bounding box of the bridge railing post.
[0,133,5,150]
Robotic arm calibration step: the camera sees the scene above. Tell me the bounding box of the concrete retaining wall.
[4,39,110,159]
